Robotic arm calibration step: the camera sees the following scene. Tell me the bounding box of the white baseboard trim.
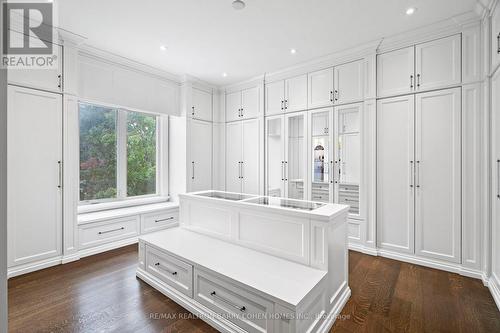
[77,237,139,259]
[489,274,500,311]
[61,253,80,264]
[317,285,351,333]
[348,243,485,281]
[8,256,63,278]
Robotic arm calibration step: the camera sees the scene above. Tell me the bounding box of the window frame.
[78,100,168,210]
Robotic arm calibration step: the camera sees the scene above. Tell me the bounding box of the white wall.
[0,3,8,331]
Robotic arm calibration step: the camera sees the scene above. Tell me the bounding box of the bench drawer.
[146,245,193,297]
[78,216,139,249]
[141,209,179,234]
[194,269,274,333]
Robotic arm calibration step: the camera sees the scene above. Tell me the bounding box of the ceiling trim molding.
[77,44,182,84]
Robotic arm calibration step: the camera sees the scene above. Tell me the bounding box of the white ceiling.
[58,0,478,86]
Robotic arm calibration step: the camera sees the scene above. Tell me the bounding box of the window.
[79,103,158,203]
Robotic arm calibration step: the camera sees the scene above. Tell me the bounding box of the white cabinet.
[308,68,334,109]
[191,88,212,122]
[226,119,261,195]
[492,5,500,70]
[414,88,461,263]
[226,86,261,122]
[226,91,242,122]
[266,113,308,199]
[377,95,415,254]
[376,88,461,263]
[189,120,213,192]
[285,75,308,112]
[7,31,63,93]
[415,35,461,91]
[492,67,500,284]
[377,35,461,98]
[7,85,63,267]
[377,46,415,98]
[265,75,307,115]
[334,60,364,105]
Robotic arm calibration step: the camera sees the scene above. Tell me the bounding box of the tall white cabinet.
[225,119,261,194]
[189,119,213,192]
[7,85,63,267]
[377,88,461,263]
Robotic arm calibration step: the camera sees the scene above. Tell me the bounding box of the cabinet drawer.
[78,216,139,249]
[312,183,329,191]
[194,269,274,333]
[146,246,193,297]
[141,210,179,234]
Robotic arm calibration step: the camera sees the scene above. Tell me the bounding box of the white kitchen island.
[136,191,350,333]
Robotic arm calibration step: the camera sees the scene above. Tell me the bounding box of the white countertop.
[180,191,349,222]
[140,228,327,307]
[78,201,179,225]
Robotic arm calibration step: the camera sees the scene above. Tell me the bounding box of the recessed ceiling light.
[232,0,245,10]
[406,7,416,15]
[222,72,228,77]
[290,48,297,54]
[160,45,167,51]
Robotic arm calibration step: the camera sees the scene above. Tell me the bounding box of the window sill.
[78,196,170,215]
[78,200,179,225]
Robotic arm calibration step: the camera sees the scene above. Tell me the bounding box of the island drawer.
[145,245,193,297]
[194,269,274,333]
[141,209,179,234]
[78,216,139,249]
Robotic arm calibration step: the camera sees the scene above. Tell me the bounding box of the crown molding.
[77,44,182,84]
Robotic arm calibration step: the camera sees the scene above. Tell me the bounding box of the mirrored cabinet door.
[334,103,361,215]
[285,112,308,200]
[310,108,332,203]
[266,116,285,197]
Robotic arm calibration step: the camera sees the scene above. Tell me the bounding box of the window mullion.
[116,110,127,199]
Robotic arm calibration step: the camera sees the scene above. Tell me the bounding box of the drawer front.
[146,245,193,297]
[194,269,274,333]
[141,209,179,234]
[79,217,139,249]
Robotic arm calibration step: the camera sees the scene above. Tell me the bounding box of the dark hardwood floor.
[8,245,500,333]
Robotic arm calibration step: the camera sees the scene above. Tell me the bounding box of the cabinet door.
[415,88,461,263]
[226,122,242,193]
[334,60,363,105]
[492,68,500,279]
[415,35,461,92]
[242,119,261,195]
[190,120,213,192]
[285,112,308,200]
[266,116,285,197]
[285,74,308,112]
[192,88,212,122]
[7,86,62,267]
[265,80,285,116]
[308,68,334,109]
[7,31,63,93]
[310,109,332,203]
[241,86,260,119]
[377,95,415,254]
[377,46,415,98]
[492,6,500,70]
[226,91,241,122]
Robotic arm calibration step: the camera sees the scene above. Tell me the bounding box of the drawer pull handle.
[98,227,124,235]
[154,262,177,275]
[210,291,246,312]
[155,217,174,223]
[343,199,358,203]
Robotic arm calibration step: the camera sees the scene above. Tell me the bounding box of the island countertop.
[179,190,349,222]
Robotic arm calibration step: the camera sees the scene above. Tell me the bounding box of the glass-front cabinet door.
[266,115,285,197]
[310,108,332,203]
[334,103,361,215]
[285,112,308,200]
